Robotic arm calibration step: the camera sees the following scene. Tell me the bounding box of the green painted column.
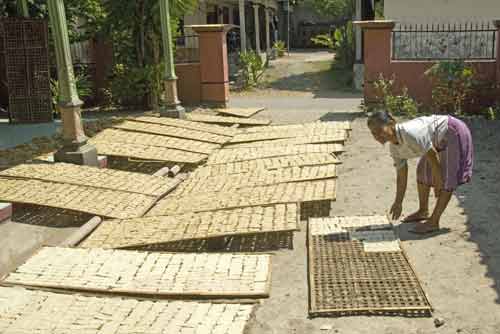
[160,0,176,80]
[48,0,98,166]
[159,0,185,118]
[48,0,81,107]
[17,0,29,17]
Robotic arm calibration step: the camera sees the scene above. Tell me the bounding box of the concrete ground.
[0,119,61,150]
[1,50,500,334]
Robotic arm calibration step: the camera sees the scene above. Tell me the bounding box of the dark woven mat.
[308,228,432,317]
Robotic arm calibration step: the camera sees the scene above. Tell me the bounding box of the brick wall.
[358,20,500,113]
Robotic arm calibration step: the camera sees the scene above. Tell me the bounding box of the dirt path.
[1,50,499,333]
[240,51,500,333]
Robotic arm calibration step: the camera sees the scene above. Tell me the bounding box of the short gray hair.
[367,110,395,128]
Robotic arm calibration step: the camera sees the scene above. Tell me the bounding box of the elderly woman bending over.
[367,111,473,234]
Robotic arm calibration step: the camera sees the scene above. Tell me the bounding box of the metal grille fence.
[175,34,200,63]
[0,18,52,123]
[392,22,497,60]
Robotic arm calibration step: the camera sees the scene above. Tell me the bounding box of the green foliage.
[307,0,355,20]
[311,22,354,68]
[375,0,384,19]
[333,22,354,68]
[482,105,500,120]
[424,60,475,115]
[1,0,106,43]
[372,74,419,117]
[273,40,287,57]
[101,0,197,107]
[239,51,269,89]
[108,62,164,107]
[311,34,334,49]
[50,68,93,110]
[2,0,198,109]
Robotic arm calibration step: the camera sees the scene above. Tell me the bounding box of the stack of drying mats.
[0,107,431,333]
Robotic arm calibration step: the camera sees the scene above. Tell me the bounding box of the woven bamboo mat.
[80,204,298,249]
[216,107,266,118]
[3,247,271,298]
[0,287,254,334]
[89,128,220,154]
[227,133,347,148]
[175,165,337,196]
[240,121,352,133]
[230,129,347,144]
[113,120,231,144]
[193,153,340,178]
[0,178,157,219]
[207,144,344,165]
[93,141,207,164]
[187,114,271,126]
[148,178,336,216]
[132,115,239,136]
[0,163,178,197]
[307,216,432,317]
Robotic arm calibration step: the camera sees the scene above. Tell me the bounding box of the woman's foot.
[409,220,440,234]
[401,210,429,223]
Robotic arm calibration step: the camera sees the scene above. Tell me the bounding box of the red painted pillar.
[354,20,395,105]
[190,24,232,108]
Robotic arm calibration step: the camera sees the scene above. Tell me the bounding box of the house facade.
[384,0,500,24]
[182,0,280,54]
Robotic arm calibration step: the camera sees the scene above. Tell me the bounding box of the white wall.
[384,0,500,24]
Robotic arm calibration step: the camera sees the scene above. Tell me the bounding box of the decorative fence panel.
[392,22,497,60]
[175,34,200,64]
[0,18,52,123]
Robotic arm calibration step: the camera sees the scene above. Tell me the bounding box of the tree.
[306,0,354,23]
[306,0,355,68]
[1,0,199,108]
[103,0,198,108]
[0,0,106,43]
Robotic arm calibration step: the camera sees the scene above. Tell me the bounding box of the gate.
[0,18,52,123]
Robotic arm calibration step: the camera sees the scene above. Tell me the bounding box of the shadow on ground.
[320,111,365,122]
[454,119,500,304]
[12,204,92,228]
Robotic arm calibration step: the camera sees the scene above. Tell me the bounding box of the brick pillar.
[353,20,395,105]
[190,24,231,108]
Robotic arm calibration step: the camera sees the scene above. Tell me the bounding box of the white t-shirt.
[390,115,449,170]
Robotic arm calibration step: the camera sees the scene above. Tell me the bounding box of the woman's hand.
[390,201,403,220]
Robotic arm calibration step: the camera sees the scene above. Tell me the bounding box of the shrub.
[310,34,334,49]
[311,22,354,68]
[50,67,93,111]
[108,63,164,107]
[372,74,419,117]
[273,40,286,57]
[482,105,500,120]
[424,60,475,115]
[238,51,268,89]
[333,22,355,68]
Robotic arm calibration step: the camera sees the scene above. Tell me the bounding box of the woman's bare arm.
[390,164,408,219]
